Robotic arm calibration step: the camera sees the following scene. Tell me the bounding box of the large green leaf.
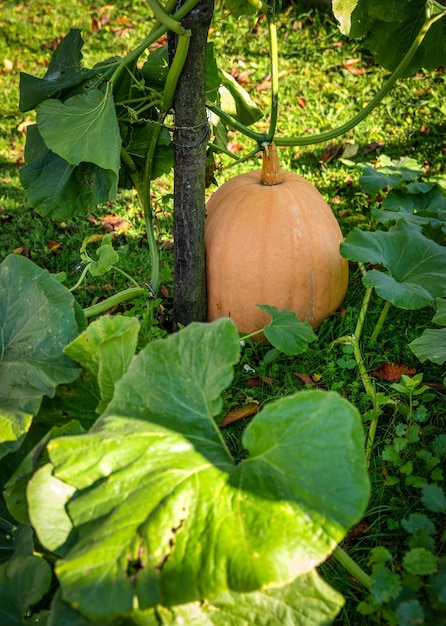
[36,87,121,176]
[0,255,82,415]
[332,0,446,76]
[0,554,52,624]
[29,320,369,621]
[20,125,117,220]
[158,571,344,625]
[410,298,446,364]
[46,571,343,626]
[340,221,446,309]
[0,410,32,461]
[19,29,89,112]
[4,420,85,525]
[64,315,140,414]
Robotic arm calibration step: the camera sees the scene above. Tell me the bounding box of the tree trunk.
[170,0,214,329]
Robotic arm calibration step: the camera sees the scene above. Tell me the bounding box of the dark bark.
[170,0,214,329]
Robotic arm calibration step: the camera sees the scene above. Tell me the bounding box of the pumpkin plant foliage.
[0,254,370,624]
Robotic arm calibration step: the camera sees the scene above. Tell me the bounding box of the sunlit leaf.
[332,0,446,76]
[37,87,121,176]
[341,221,446,309]
[30,320,369,620]
[64,316,140,414]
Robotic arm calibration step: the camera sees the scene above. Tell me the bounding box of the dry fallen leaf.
[343,58,366,75]
[100,214,131,232]
[246,375,274,387]
[370,363,416,382]
[293,372,326,389]
[46,240,62,253]
[221,402,259,428]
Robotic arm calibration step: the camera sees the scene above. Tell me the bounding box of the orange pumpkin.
[205,144,348,334]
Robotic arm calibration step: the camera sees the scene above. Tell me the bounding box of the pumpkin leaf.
[332,0,446,77]
[4,420,85,526]
[0,255,82,415]
[36,87,121,176]
[410,298,446,364]
[0,554,52,624]
[410,329,446,365]
[156,570,344,625]
[19,125,117,220]
[29,320,368,621]
[0,410,33,461]
[64,315,140,414]
[340,221,446,309]
[358,156,424,194]
[258,305,317,355]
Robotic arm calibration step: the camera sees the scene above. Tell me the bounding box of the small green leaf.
[401,512,435,535]
[87,244,119,277]
[403,547,437,576]
[421,484,446,513]
[395,599,425,626]
[341,221,446,310]
[370,564,402,603]
[258,305,317,355]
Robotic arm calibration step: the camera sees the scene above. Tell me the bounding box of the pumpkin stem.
[261,143,284,186]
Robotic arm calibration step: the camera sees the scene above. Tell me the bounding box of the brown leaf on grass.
[221,402,259,428]
[345,518,371,541]
[293,372,326,389]
[100,214,131,232]
[13,244,30,258]
[363,141,383,155]
[227,141,244,153]
[321,142,345,163]
[160,285,170,299]
[296,96,306,109]
[43,36,64,51]
[370,363,416,382]
[46,240,62,254]
[343,58,366,75]
[246,375,274,387]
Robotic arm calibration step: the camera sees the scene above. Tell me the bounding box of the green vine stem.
[333,545,372,590]
[109,0,202,86]
[208,9,445,149]
[266,4,279,141]
[121,145,160,296]
[83,287,147,318]
[162,29,191,112]
[147,0,187,35]
[369,299,392,345]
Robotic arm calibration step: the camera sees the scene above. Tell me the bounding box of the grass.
[1,0,445,623]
